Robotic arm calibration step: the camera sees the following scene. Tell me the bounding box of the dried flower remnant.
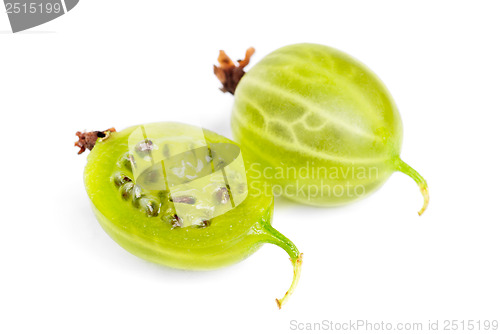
[214,47,255,94]
[75,128,116,154]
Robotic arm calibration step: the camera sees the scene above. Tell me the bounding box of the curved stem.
[395,158,429,216]
[258,223,303,309]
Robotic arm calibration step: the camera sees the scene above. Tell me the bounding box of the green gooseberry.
[215,43,429,214]
[76,122,302,308]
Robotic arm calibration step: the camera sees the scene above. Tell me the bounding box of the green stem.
[258,223,303,309]
[396,158,429,216]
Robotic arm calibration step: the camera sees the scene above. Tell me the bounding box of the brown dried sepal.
[214,47,255,95]
[75,128,116,154]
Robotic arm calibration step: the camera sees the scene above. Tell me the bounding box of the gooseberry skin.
[231,43,428,214]
[83,122,302,308]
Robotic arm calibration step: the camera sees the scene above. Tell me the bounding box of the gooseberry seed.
[171,195,196,205]
[120,182,134,200]
[214,187,230,204]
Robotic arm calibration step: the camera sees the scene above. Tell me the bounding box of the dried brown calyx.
[75,128,116,154]
[214,47,255,95]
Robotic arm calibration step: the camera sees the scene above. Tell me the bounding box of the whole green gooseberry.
[215,43,429,215]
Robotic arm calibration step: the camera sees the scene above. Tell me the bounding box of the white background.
[1,1,499,333]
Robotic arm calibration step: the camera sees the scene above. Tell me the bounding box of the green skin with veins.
[231,43,428,214]
[83,122,302,308]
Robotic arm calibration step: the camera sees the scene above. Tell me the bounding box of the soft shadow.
[202,115,233,140]
[274,195,303,209]
[274,194,348,212]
